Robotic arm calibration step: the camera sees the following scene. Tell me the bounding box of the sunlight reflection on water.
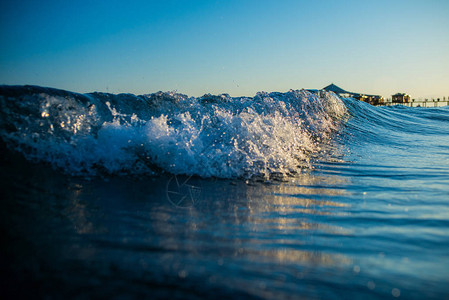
[2,154,449,299]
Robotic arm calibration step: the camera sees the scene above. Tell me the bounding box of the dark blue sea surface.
[1,85,448,299]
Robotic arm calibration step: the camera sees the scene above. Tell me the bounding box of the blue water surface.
[1,88,448,299]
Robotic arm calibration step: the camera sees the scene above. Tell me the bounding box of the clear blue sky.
[1,0,448,99]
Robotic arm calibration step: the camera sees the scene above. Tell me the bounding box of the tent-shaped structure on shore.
[322,83,384,105]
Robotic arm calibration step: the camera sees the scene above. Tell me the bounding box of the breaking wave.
[0,85,347,178]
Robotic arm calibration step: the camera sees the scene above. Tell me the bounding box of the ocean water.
[1,85,448,299]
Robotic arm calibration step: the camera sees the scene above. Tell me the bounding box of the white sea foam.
[0,87,347,178]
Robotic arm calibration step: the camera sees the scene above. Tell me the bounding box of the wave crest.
[0,86,347,178]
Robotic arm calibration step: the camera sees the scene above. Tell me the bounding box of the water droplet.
[392,288,400,297]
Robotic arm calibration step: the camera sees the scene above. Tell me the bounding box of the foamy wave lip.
[0,86,347,178]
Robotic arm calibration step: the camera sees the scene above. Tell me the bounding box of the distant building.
[322,83,384,106]
[392,93,410,103]
[357,94,384,106]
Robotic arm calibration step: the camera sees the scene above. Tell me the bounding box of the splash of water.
[0,86,347,178]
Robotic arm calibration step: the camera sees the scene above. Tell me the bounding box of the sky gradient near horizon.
[1,0,448,99]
